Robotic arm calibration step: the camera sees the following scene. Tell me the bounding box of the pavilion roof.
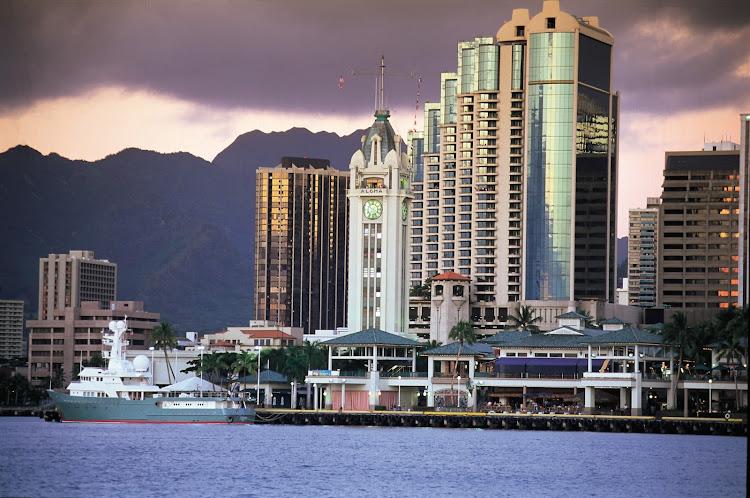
[579,327,670,346]
[321,328,420,347]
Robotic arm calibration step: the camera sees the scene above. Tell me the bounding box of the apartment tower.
[254,158,349,335]
[627,198,661,307]
[409,0,618,324]
[659,145,741,309]
[38,250,117,320]
[0,300,24,359]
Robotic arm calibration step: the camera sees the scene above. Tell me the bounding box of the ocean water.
[0,417,746,497]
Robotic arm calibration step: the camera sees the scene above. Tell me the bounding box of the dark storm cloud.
[1,0,748,116]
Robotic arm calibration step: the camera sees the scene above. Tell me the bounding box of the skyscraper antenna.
[348,55,416,112]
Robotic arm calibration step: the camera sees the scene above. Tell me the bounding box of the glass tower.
[254,158,349,334]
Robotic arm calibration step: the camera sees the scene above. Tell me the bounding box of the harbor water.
[1,417,746,497]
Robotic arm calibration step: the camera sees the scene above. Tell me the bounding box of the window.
[546,17,555,29]
[516,26,525,36]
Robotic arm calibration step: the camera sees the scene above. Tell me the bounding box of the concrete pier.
[254,409,747,437]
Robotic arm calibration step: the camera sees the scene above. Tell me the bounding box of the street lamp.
[398,375,402,409]
[255,345,263,406]
[197,345,205,396]
[148,346,155,385]
[708,379,713,413]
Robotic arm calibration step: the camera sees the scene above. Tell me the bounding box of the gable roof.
[601,317,630,325]
[241,329,295,339]
[556,311,589,319]
[480,330,533,345]
[321,328,420,347]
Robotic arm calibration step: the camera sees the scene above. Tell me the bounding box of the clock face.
[364,199,383,220]
[402,201,407,221]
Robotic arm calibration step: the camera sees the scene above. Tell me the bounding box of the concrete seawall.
[255,409,748,437]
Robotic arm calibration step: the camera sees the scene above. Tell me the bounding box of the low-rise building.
[200,321,300,352]
[26,301,159,385]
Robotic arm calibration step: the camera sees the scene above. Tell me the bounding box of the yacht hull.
[48,390,255,424]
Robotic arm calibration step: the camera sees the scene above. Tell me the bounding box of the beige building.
[38,250,117,320]
[201,321,301,352]
[0,300,24,359]
[409,1,619,329]
[659,145,741,310]
[26,301,159,385]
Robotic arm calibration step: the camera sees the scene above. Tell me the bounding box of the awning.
[494,358,606,375]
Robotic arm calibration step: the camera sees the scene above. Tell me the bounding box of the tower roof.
[431,271,470,282]
[362,110,398,164]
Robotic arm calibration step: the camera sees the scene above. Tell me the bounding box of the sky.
[1,0,749,236]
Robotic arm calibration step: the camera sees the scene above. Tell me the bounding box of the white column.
[634,344,640,373]
[587,345,592,372]
[584,386,595,415]
[427,385,434,408]
[313,384,319,411]
[328,347,333,370]
[469,357,475,378]
[341,381,346,411]
[632,372,643,416]
[411,348,416,372]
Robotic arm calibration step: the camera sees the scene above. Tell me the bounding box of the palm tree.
[716,306,747,410]
[506,305,542,333]
[449,320,476,408]
[201,353,229,392]
[151,321,178,384]
[576,309,596,329]
[232,350,256,391]
[660,311,689,409]
[724,305,748,369]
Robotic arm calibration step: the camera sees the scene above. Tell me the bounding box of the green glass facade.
[526,32,576,300]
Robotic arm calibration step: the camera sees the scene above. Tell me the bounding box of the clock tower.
[347,109,413,334]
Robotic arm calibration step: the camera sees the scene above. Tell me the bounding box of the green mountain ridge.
[0,128,365,332]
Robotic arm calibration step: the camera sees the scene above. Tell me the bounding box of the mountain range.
[0,128,629,333]
[0,128,364,332]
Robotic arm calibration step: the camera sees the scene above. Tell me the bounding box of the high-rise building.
[739,113,749,307]
[658,145,741,310]
[254,157,349,335]
[409,0,618,323]
[38,250,117,320]
[0,300,24,359]
[628,198,661,307]
[347,110,413,334]
[26,300,159,385]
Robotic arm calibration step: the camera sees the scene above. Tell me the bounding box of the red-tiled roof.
[210,341,235,347]
[431,271,470,281]
[241,329,295,339]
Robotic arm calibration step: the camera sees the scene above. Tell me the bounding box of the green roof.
[601,317,630,325]
[556,311,589,319]
[580,327,669,345]
[321,328,420,347]
[236,369,289,383]
[480,330,532,345]
[501,333,591,349]
[421,341,495,357]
